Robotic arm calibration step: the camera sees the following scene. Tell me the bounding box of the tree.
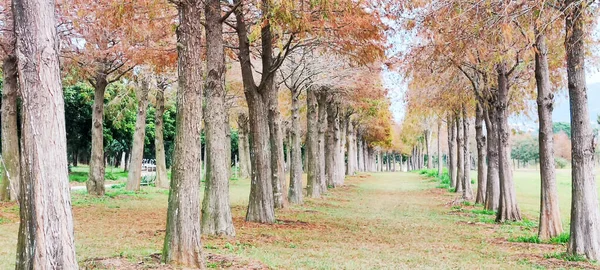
[13,0,77,266]
[154,76,174,189]
[201,0,235,236]
[564,0,600,260]
[162,0,205,267]
[126,75,151,191]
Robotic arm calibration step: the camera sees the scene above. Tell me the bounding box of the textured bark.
[13,0,77,266]
[337,114,347,184]
[317,92,327,193]
[462,107,473,200]
[162,2,205,267]
[306,87,320,198]
[534,29,563,240]
[325,98,339,188]
[447,115,457,188]
[425,130,432,169]
[495,63,521,222]
[87,74,107,196]
[1,55,20,202]
[288,87,303,204]
[564,1,600,259]
[455,114,464,193]
[357,135,364,172]
[437,121,442,177]
[234,0,275,223]
[126,78,151,191]
[346,119,356,175]
[475,103,487,204]
[484,105,500,211]
[237,113,250,180]
[268,90,286,208]
[201,0,235,237]
[155,86,169,189]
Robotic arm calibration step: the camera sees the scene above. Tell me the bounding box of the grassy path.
[0,172,595,269]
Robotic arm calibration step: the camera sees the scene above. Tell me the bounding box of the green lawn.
[0,170,596,269]
[69,165,129,183]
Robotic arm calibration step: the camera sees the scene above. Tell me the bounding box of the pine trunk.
[288,88,303,204]
[126,78,151,191]
[495,63,521,222]
[201,0,235,236]
[475,103,487,204]
[162,2,205,267]
[306,87,320,198]
[565,1,600,259]
[155,86,169,189]
[13,0,78,266]
[1,55,20,202]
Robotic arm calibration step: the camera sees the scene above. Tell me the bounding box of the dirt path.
[0,172,595,269]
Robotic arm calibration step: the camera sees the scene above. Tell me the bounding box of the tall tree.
[126,76,151,191]
[564,0,600,260]
[0,54,19,202]
[13,0,77,266]
[201,0,235,236]
[474,103,487,204]
[162,0,204,267]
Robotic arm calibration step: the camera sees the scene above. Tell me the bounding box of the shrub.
[554,157,568,169]
[549,232,570,244]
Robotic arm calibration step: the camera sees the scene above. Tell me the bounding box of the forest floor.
[0,171,598,269]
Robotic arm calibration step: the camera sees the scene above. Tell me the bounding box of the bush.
[549,232,570,244]
[554,157,568,169]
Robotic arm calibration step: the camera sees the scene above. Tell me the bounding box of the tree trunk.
[325,98,339,188]
[87,73,108,196]
[317,91,327,193]
[237,113,251,179]
[437,121,442,177]
[337,114,346,185]
[123,150,130,172]
[462,107,473,200]
[456,113,464,193]
[357,135,364,172]
[475,103,487,204]
[346,120,356,176]
[155,86,169,189]
[306,87,320,198]
[201,0,235,236]
[535,28,563,240]
[447,115,457,188]
[1,55,20,202]
[126,78,151,191]
[288,87,303,204]
[13,0,78,266]
[268,88,286,208]
[162,2,205,267]
[495,63,521,222]
[425,130,432,169]
[484,105,500,211]
[565,1,600,259]
[234,1,275,223]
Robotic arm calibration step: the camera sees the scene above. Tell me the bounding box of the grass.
[0,169,598,268]
[69,165,128,183]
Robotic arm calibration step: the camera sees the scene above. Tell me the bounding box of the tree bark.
[162,1,205,267]
[13,0,77,266]
[155,85,169,189]
[447,115,457,188]
[234,0,275,223]
[288,87,303,204]
[317,91,327,193]
[475,103,487,204]
[564,1,600,259]
[484,105,500,211]
[1,55,20,202]
[237,113,250,180]
[126,78,151,191]
[425,129,432,169]
[87,73,108,196]
[495,63,521,222]
[456,113,464,193]
[534,28,563,240]
[346,119,356,176]
[325,97,339,188]
[337,113,347,184]
[462,107,473,200]
[357,135,364,172]
[437,121,442,177]
[201,0,235,237]
[306,87,320,198]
